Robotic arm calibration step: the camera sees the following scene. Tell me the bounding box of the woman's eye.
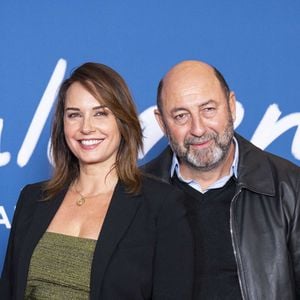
[67,112,81,118]
[95,110,108,117]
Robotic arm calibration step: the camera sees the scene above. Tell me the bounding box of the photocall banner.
[1,1,299,272]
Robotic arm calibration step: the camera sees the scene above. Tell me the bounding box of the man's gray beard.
[167,119,234,172]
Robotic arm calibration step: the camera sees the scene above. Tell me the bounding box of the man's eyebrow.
[199,100,216,107]
[169,100,216,114]
[170,107,189,114]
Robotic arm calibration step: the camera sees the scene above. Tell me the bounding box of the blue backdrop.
[1,1,300,273]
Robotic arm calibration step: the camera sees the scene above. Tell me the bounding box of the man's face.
[156,71,236,172]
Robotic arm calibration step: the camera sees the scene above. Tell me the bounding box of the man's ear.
[154,108,167,134]
[228,91,236,122]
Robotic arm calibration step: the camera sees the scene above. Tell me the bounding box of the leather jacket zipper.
[230,186,247,300]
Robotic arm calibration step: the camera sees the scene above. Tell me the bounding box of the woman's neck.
[75,164,118,195]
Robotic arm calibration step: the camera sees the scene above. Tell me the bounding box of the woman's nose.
[81,116,95,134]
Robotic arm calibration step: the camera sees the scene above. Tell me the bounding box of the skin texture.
[63,82,121,170]
[155,60,237,189]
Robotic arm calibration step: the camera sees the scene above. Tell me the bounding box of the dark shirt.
[172,175,242,300]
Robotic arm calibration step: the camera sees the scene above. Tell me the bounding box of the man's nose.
[190,115,205,136]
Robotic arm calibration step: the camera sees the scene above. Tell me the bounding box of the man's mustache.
[184,133,216,147]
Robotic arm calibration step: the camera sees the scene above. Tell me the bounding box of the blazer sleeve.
[0,187,25,298]
[0,184,33,299]
[152,188,194,300]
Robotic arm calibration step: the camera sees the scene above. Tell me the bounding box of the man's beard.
[166,117,234,171]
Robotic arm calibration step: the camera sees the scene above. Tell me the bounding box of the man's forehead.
[162,77,222,102]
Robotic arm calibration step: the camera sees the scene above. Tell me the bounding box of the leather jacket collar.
[142,133,276,197]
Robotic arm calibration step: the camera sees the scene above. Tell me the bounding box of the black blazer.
[0,175,194,299]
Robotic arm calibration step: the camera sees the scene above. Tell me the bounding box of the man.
[142,60,300,299]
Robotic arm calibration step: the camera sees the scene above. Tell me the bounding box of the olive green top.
[25,231,97,300]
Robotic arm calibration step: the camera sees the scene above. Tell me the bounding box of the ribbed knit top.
[25,231,97,300]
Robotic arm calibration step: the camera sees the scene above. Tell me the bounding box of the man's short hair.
[156,65,230,113]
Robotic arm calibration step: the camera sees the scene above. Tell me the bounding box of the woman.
[0,62,193,299]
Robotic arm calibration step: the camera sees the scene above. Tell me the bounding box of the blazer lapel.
[90,181,142,298]
[16,188,67,299]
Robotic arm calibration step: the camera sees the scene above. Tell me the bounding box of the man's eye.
[202,107,216,116]
[174,113,185,119]
[204,107,215,111]
[174,113,189,124]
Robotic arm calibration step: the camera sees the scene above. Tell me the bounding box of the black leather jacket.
[142,133,300,299]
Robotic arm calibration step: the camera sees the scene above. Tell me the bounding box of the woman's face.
[63,82,121,169]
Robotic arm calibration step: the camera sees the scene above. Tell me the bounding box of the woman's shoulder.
[20,180,48,196]
[9,180,50,230]
[16,180,49,207]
